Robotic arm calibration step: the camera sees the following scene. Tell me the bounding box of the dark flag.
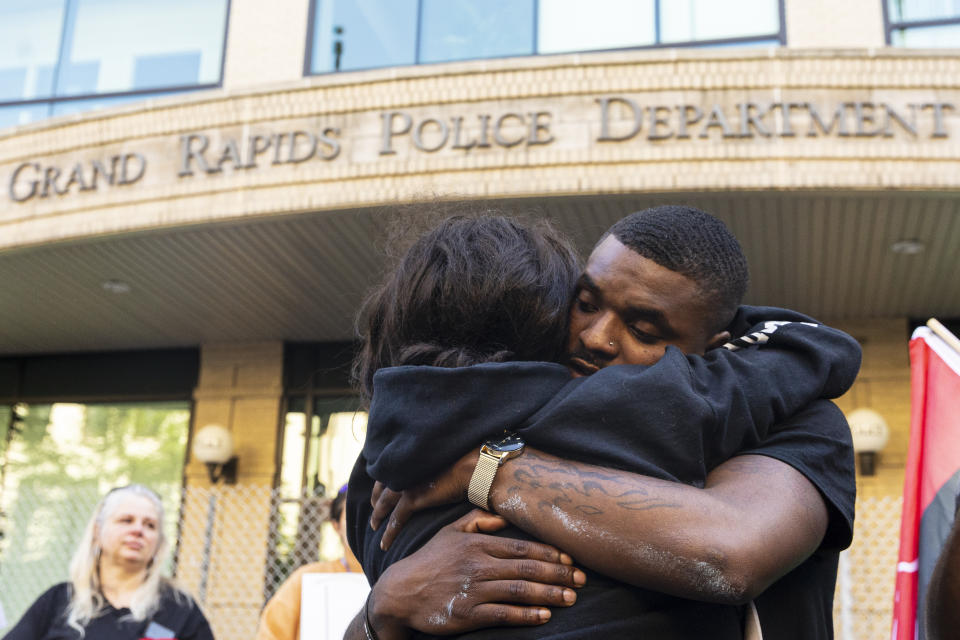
[892,324,960,640]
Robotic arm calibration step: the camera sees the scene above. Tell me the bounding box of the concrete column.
[178,341,284,637]
[222,0,312,89]
[784,0,886,48]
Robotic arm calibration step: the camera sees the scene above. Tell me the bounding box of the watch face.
[487,432,525,452]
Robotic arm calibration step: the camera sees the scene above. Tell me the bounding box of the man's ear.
[706,330,731,351]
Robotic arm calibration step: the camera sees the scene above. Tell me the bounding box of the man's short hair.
[606,205,749,333]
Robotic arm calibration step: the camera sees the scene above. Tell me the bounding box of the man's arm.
[372,398,852,607]
[487,449,827,603]
[342,510,585,640]
[374,450,830,605]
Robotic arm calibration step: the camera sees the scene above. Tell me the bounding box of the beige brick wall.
[222,0,311,90]
[178,341,284,625]
[831,318,913,638]
[2,49,959,251]
[833,317,911,496]
[189,341,284,485]
[785,0,886,48]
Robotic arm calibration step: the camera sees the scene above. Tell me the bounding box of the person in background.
[925,489,960,640]
[2,484,213,640]
[255,485,361,640]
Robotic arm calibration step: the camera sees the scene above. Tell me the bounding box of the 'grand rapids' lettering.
[596,97,954,140]
[9,153,146,202]
[177,129,340,176]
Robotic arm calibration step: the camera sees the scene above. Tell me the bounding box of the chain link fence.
[834,495,903,640]
[1,484,904,640]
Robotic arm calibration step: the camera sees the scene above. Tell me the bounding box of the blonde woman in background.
[256,485,361,640]
[2,484,213,640]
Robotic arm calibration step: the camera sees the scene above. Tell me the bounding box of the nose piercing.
[608,341,615,347]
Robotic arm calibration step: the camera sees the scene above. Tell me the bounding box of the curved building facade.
[1,0,958,637]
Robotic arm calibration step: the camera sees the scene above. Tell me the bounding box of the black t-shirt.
[742,400,855,640]
[2,583,214,640]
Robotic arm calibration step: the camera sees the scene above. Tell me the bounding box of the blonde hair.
[66,484,180,636]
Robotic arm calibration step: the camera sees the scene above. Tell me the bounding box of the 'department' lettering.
[595,97,955,142]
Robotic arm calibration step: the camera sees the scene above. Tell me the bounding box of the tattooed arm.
[374,443,831,604]
[483,448,827,604]
[373,448,826,604]
[372,401,848,605]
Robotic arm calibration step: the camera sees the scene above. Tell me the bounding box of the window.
[268,394,366,595]
[659,0,781,44]
[886,0,960,45]
[0,0,65,102]
[538,0,655,54]
[0,104,50,130]
[0,0,229,131]
[307,0,784,74]
[309,0,418,72]
[419,0,535,63]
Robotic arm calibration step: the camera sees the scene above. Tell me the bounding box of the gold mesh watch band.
[468,450,501,510]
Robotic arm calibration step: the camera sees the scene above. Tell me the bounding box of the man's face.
[566,235,729,376]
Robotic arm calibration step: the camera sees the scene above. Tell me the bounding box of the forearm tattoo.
[494,451,745,600]
[506,450,681,521]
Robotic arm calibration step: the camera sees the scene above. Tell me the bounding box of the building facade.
[2,1,959,637]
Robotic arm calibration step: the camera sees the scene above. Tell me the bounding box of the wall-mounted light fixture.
[847,408,890,476]
[192,424,238,484]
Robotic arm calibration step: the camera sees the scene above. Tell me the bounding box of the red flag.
[892,326,960,640]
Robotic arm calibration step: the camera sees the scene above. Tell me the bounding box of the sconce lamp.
[192,424,238,484]
[847,408,890,476]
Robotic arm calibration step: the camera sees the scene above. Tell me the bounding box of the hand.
[371,450,477,550]
[367,509,585,639]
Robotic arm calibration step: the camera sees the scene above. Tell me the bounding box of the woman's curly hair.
[353,210,582,405]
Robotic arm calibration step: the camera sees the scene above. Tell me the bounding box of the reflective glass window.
[278,396,365,501]
[692,37,782,48]
[660,0,780,43]
[887,0,960,21]
[311,0,418,72]
[419,0,534,63]
[0,104,52,130]
[49,90,189,117]
[538,0,654,53]
[270,395,365,595]
[58,0,227,96]
[887,0,960,46]
[891,21,960,44]
[0,0,66,101]
[306,0,783,75]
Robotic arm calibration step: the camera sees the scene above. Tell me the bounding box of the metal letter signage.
[593,99,955,142]
[8,153,146,203]
[5,97,955,204]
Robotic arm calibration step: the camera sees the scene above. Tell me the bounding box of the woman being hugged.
[3,484,213,640]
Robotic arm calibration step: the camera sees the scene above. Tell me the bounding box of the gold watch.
[467,432,525,510]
